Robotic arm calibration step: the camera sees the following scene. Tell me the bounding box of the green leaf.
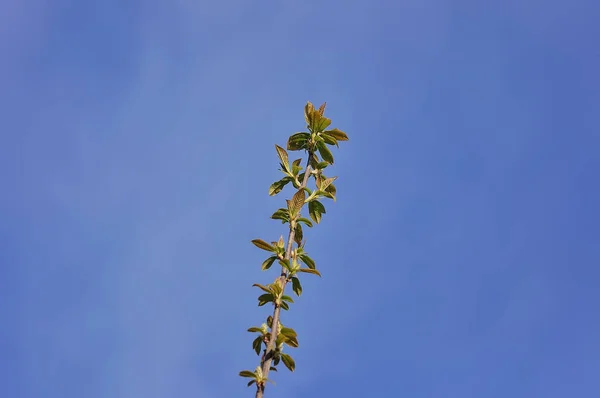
[291,158,303,175]
[270,208,290,223]
[287,132,310,151]
[294,223,303,246]
[325,182,337,198]
[304,102,315,125]
[280,353,296,372]
[280,301,290,310]
[298,254,316,269]
[316,140,334,164]
[315,116,332,133]
[288,189,306,216]
[277,235,285,249]
[239,370,256,378]
[247,327,263,333]
[281,295,294,303]
[284,336,299,348]
[261,256,277,271]
[320,132,338,146]
[252,335,263,355]
[291,277,302,296]
[258,293,274,306]
[317,190,335,200]
[269,177,292,196]
[324,128,349,141]
[297,217,313,227]
[320,176,337,191]
[315,161,329,170]
[279,259,292,273]
[247,380,256,387]
[277,330,299,347]
[308,200,326,224]
[270,281,283,296]
[297,268,322,277]
[267,316,273,328]
[252,283,272,293]
[280,326,297,338]
[275,145,290,172]
[270,367,278,372]
[317,102,327,116]
[251,239,275,252]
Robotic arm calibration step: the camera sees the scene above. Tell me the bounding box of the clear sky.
[2,1,599,397]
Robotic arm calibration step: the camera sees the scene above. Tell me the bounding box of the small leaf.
[258,293,274,306]
[308,200,326,224]
[269,177,292,196]
[270,208,290,223]
[315,161,329,170]
[275,145,290,172]
[325,182,337,198]
[280,326,297,338]
[320,132,338,146]
[277,330,298,347]
[239,370,256,378]
[315,116,332,133]
[280,301,290,310]
[279,259,292,273]
[252,335,263,355]
[287,132,310,151]
[261,256,277,271]
[310,152,319,166]
[281,353,296,372]
[317,140,334,164]
[288,189,306,216]
[320,176,337,192]
[270,280,283,296]
[298,254,316,269]
[294,223,303,246]
[267,316,273,328]
[252,283,272,293]
[297,268,322,277]
[304,102,315,125]
[291,158,303,175]
[247,327,263,333]
[281,295,294,303]
[324,128,349,141]
[317,190,335,200]
[297,217,313,227]
[307,111,318,131]
[251,239,275,252]
[291,277,302,296]
[317,102,326,116]
[284,336,299,348]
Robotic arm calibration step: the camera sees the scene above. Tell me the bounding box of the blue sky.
[2,0,599,397]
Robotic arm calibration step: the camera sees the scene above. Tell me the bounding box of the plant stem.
[255,153,313,398]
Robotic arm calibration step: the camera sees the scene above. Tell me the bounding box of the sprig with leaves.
[239,102,349,397]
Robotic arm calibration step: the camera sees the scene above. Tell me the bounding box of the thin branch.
[255,153,313,398]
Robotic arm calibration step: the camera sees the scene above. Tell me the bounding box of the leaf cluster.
[241,101,349,393]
